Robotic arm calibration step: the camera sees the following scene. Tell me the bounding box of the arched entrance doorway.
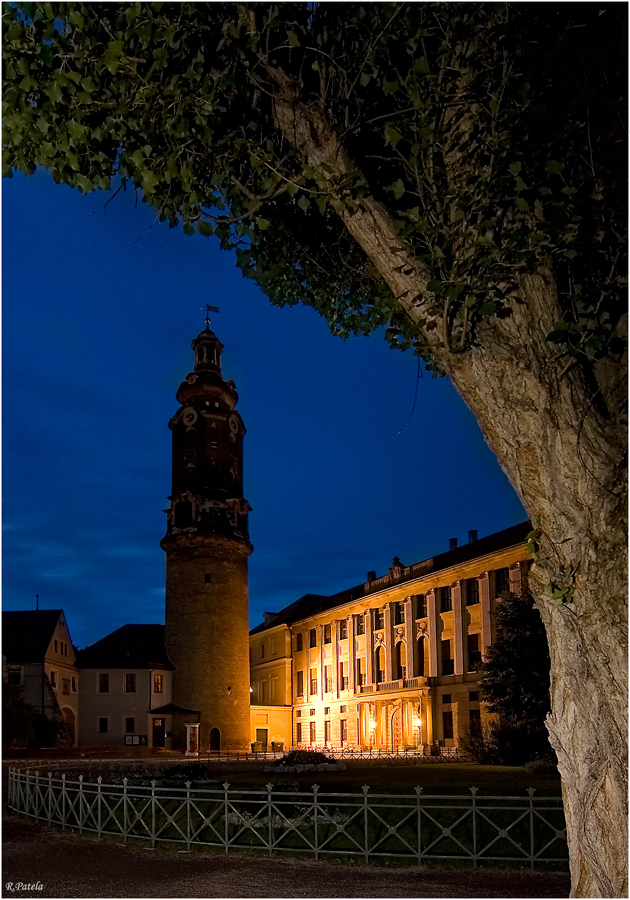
[389,704,402,749]
[61,707,75,744]
[209,727,221,753]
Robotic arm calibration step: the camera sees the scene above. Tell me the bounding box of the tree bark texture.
[275,96,628,897]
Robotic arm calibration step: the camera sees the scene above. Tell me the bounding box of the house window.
[324,720,331,743]
[467,633,482,670]
[394,602,405,625]
[340,661,349,691]
[469,691,479,702]
[54,640,58,653]
[309,708,315,716]
[466,578,480,606]
[340,705,346,713]
[71,676,77,693]
[324,624,332,644]
[296,633,303,651]
[309,668,318,695]
[324,665,332,693]
[358,658,367,686]
[395,641,407,680]
[296,710,301,717]
[441,640,454,676]
[204,573,212,583]
[125,717,135,734]
[124,673,137,693]
[259,681,266,702]
[440,586,452,612]
[376,646,386,683]
[355,615,365,635]
[415,594,427,618]
[296,670,304,697]
[296,722,302,743]
[50,670,57,689]
[62,679,70,695]
[340,719,348,743]
[442,711,454,740]
[309,721,316,744]
[375,610,385,629]
[153,674,163,694]
[496,568,510,595]
[260,643,265,659]
[98,717,109,734]
[339,620,348,640]
[7,668,21,686]
[309,628,317,648]
[98,673,109,693]
[442,694,452,704]
[324,707,330,715]
[469,709,482,734]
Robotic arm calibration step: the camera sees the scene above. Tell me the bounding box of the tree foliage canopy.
[3,2,626,366]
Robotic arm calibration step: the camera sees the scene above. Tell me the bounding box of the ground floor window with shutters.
[324,720,331,743]
[309,721,316,744]
[340,719,348,743]
[442,711,454,740]
[296,722,302,743]
[296,670,304,697]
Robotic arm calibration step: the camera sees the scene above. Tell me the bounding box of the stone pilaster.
[347,615,355,693]
[479,572,492,651]
[427,589,438,677]
[366,609,374,686]
[403,596,414,678]
[452,580,464,676]
[384,604,393,680]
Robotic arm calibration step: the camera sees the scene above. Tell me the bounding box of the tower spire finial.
[35,593,39,611]
[202,303,220,329]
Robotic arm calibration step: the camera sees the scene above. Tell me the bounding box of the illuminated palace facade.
[249,521,530,752]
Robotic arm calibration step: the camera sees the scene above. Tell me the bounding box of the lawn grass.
[216,761,563,796]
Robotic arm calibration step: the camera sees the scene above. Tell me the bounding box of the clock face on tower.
[228,415,239,434]
[182,408,198,426]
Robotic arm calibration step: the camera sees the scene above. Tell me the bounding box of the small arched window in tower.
[174,500,193,528]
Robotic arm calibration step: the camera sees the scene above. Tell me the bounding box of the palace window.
[7,668,21,687]
[153,674,163,694]
[259,681,266,702]
[324,720,331,743]
[469,709,482,734]
[442,711,454,740]
[340,705,346,713]
[415,594,427,618]
[309,668,318,695]
[309,628,317,648]
[467,633,482,670]
[375,610,385,629]
[340,661,349,691]
[355,615,365,635]
[466,578,480,606]
[204,573,212,584]
[324,665,333,693]
[394,602,405,625]
[98,717,109,734]
[71,676,77,693]
[54,640,58,653]
[296,722,302,743]
[495,567,510,595]
[442,694,452,704]
[296,670,304,697]
[125,717,135,734]
[340,719,348,743]
[469,691,479,702]
[440,587,453,613]
[62,679,70,695]
[441,640,454,676]
[339,620,348,640]
[260,643,265,659]
[296,633,303,651]
[97,673,109,693]
[395,641,407,680]
[124,673,137,693]
[324,624,332,644]
[358,658,367,685]
[376,646,386,683]
[309,721,316,744]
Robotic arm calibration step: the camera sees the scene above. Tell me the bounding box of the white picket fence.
[8,766,568,869]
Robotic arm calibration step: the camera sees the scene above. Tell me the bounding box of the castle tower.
[161,314,252,752]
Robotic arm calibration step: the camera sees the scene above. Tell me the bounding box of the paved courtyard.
[3,814,570,899]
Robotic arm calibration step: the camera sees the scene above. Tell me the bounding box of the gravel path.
[3,814,570,899]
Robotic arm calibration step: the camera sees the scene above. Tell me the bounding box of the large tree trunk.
[274,96,628,897]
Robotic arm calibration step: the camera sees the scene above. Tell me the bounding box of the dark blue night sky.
[3,169,527,649]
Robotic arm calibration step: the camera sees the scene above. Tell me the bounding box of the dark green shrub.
[272,750,335,767]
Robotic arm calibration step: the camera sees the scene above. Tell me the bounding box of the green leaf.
[427,280,442,292]
[414,57,429,74]
[197,220,214,236]
[514,176,527,192]
[383,123,403,148]
[360,72,371,87]
[45,81,63,103]
[508,162,522,176]
[383,78,399,94]
[545,160,564,175]
[256,217,270,230]
[478,302,497,316]
[389,179,405,200]
[514,198,529,212]
[183,222,195,236]
[331,198,346,213]
[489,97,498,116]
[297,194,310,210]
[287,30,300,47]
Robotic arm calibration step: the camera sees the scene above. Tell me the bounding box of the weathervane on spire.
[201,303,220,328]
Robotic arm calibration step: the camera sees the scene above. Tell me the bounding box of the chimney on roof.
[468,529,478,543]
[262,611,278,627]
[449,538,458,551]
[367,571,376,583]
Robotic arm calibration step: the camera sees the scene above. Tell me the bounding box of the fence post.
[415,786,422,865]
[78,775,84,834]
[61,774,66,830]
[97,777,102,839]
[266,783,273,858]
[470,787,478,868]
[528,787,536,870]
[312,784,319,861]
[47,772,53,826]
[223,782,230,854]
[151,780,156,849]
[122,778,128,843]
[35,770,40,824]
[362,785,370,865]
[186,782,192,851]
